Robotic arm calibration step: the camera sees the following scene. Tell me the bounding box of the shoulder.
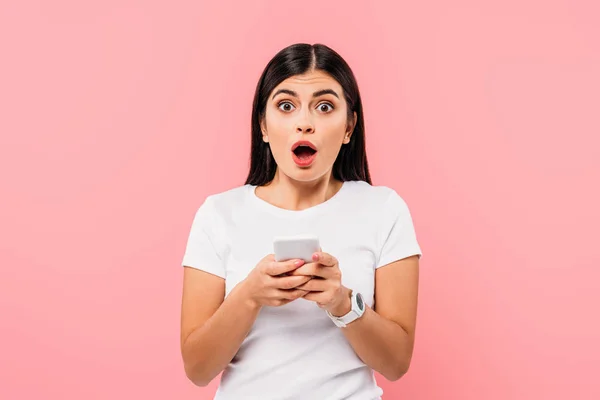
[202,184,248,207]
[195,184,250,217]
[344,180,407,210]
[343,181,416,228]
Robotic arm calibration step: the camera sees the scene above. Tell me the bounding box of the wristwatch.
[326,289,366,328]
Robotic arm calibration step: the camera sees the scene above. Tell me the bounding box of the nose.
[295,116,314,134]
[296,122,314,134]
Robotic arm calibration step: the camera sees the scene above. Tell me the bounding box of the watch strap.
[326,290,365,327]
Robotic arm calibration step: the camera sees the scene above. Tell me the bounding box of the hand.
[240,254,312,308]
[289,251,352,316]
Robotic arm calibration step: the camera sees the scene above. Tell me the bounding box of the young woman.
[180,43,422,400]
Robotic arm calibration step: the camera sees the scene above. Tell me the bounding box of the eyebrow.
[271,88,340,100]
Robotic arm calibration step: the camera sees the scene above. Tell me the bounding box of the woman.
[180,43,422,400]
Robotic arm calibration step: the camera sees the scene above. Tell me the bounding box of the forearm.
[182,282,260,386]
[339,304,413,381]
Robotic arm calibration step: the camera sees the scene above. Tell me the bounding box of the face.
[261,69,356,183]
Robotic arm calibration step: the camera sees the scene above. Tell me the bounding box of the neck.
[257,170,343,211]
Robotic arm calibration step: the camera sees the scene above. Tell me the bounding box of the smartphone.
[273,234,321,263]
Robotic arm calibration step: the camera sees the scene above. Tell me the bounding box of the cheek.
[320,123,347,154]
[321,114,348,138]
[265,105,293,126]
[264,128,292,164]
[319,138,344,161]
[270,139,290,161]
[264,112,290,144]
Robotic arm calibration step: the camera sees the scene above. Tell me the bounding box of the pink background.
[1,1,599,398]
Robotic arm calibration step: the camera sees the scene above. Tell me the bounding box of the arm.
[297,253,419,381]
[331,255,420,381]
[180,257,310,387]
[180,267,260,387]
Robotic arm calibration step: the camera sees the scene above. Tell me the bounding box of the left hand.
[289,251,352,316]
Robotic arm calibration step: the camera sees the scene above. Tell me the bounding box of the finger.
[277,288,309,301]
[263,254,276,262]
[289,262,335,279]
[312,251,337,267]
[302,291,333,307]
[295,278,328,292]
[288,262,319,277]
[265,259,305,276]
[272,274,312,290]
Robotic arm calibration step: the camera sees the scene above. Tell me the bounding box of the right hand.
[241,254,312,308]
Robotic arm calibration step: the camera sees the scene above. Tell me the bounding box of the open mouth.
[291,141,318,166]
[292,145,317,159]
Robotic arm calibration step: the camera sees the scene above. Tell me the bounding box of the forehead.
[273,70,342,95]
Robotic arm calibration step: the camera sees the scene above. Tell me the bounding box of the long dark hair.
[244,43,372,186]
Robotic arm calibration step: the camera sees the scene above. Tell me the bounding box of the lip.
[291,140,317,152]
[292,150,317,167]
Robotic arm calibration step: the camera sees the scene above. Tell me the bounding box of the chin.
[288,172,319,183]
[284,166,329,183]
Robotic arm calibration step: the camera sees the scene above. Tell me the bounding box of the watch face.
[356,293,364,310]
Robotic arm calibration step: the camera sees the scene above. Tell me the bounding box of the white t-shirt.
[181,180,422,400]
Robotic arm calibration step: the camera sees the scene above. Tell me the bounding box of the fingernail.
[295,260,304,266]
[312,253,319,261]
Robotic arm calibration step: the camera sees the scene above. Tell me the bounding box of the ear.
[260,118,268,142]
[344,111,357,144]
[260,117,266,134]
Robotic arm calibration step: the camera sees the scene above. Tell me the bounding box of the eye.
[277,101,295,112]
[318,103,334,113]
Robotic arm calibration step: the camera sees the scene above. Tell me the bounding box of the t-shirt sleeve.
[376,190,423,269]
[181,196,226,279]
